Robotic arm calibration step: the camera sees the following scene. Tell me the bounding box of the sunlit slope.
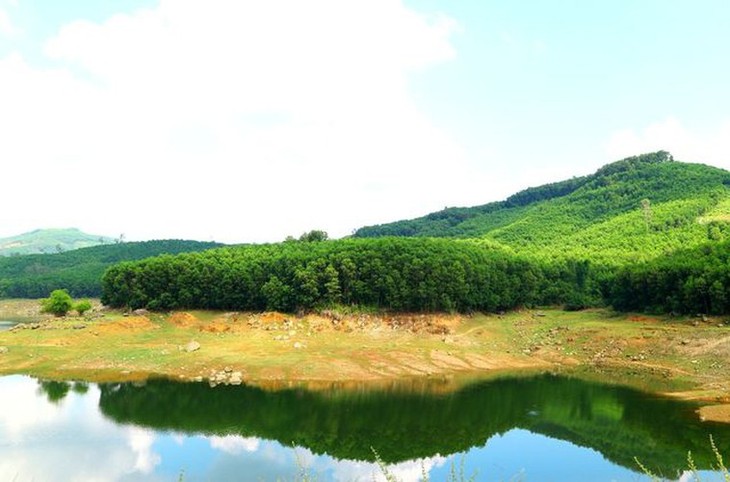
[0,228,115,256]
[354,151,730,263]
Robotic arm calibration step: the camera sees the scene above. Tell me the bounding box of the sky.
[1,0,729,243]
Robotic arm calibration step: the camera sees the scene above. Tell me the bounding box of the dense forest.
[102,238,556,312]
[0,240,221,299]
[101,152,730,315]
[609,240,730,315]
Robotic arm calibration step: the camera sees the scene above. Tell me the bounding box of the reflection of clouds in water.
[0,376,457,482]
[0,376,478,481]
[314,452,448,482]
[0,376,66,440]
[0,376,163,482]
[198,438,452,482]
[678,472,694,482]
[677,471,723,482]
[386,456,448,482]
[208,435,261,454]
[128,427,162,473]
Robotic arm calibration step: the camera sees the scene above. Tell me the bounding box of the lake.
[0,320,16,331]
[1,373,729,481]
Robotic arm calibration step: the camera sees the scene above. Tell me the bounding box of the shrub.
[41,289,74,317]
[75,300,92,316]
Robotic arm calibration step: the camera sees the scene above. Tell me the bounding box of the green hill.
[96,151,730,315]
[0,228,115,257]
[0,240,222,299]
[354,151,730,264]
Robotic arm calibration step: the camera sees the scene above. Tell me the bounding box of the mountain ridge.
[0,228,116,257]
[354,151,730,263]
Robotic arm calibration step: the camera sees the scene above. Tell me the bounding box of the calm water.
[1,373,729,481]
[0,320,15,331]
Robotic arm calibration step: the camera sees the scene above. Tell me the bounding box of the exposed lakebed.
[2,373,729,481]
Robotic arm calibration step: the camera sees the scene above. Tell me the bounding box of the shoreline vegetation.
[2,299,730,424]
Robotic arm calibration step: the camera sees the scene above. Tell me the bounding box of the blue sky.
[1,0,729,243]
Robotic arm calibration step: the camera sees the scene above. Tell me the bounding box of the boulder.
[184,341,201,353]
[229,372,243,385]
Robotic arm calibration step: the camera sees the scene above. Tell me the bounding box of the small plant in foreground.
[293,446,318,482]
[371,448,399,482]
[635,435,730,481]
[370,448,476,482]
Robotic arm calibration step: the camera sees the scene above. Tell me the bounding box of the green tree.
[37,380,71,404]
[299,230,328,242]
[41,289,74,317]
[323,264,342,304]
[75,300,92,316]
[640,198,652,231]
[261,276,292,312]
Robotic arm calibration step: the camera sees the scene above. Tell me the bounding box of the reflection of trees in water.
[36,380,89,404]
[95,374,730,473]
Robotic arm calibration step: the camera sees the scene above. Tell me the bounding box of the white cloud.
[0,0,475,242]
[379,456,448,482]
[320,453,448,482]
[0,378,163,481]
[605,117,730,167]
[0,376,66,440]
[0,8,18,37]
[208,435,261,454]
[128,427,162,473]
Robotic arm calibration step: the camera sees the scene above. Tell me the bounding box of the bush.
[41,289,74,317]
[75,300,92,316]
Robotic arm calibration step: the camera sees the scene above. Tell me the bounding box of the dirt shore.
[1,303,730,421]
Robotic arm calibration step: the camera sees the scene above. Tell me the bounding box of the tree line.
[608,240,730,315]
[101,237,584,312]
[100,234,730,316]
[0,240,220,299]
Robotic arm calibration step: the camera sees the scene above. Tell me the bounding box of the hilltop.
[354,152,730,263]
[0,228,115,257]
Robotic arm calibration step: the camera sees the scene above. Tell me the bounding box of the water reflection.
[97,374,730,472]
[1,374,729,481]
[0,320,15,331]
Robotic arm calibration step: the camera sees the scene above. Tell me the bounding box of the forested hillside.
[355,152,730,264]
[102,238,576,312]
[0,240,221,299]
[0,228,115,256]
[101,152,730,315]
[609,240,730,315]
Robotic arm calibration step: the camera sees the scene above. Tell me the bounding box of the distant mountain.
[0,228,115,257]
[0,239,223,298]
[354,151,730,263]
